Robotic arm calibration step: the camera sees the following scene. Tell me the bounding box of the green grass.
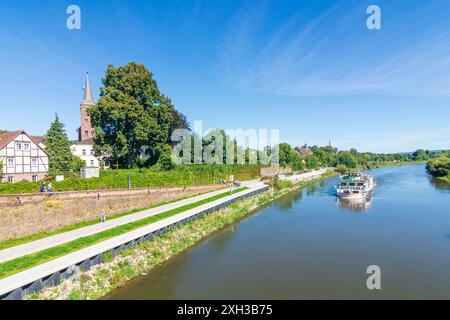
[0,187,248,279]
[0,188,226,251]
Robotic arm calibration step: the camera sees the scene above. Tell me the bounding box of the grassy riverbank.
[26,172,333,300]
[0,187,247,280]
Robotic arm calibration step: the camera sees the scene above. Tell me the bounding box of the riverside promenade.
[0,179,262,264]
[0,182,268,299]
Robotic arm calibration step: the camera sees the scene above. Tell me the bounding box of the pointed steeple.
[82,72,95,105]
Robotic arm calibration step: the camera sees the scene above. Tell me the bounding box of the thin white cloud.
[218,1,450,97]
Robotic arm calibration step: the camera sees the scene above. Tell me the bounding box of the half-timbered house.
[0,130,49,183]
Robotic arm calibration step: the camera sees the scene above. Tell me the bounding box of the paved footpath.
[0,180,263,264]
[278,168,330,183]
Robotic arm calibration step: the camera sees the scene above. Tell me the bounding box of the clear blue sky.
[0,0,449,153]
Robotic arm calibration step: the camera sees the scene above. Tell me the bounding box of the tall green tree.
[45,115,75,174]
[90,62,178,168]
[336,151,358,168]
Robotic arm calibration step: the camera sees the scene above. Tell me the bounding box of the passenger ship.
[336,172,375,199]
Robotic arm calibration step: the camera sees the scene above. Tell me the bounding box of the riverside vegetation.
[0,164,260,194]
[26,171,334,300]
[427,154,450,183]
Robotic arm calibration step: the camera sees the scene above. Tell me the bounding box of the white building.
[0,130,49,183]
[71,138,101,168]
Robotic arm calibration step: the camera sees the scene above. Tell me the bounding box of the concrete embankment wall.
[0,185,223,241]
[0,185,269,300]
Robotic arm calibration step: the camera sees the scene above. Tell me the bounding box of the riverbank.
[26,170,334,300]
[436,175,450,183]
[426,156,450,185]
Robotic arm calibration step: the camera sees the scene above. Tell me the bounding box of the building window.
[16,143,22,150]
[90,160,95,166]
[72,147,76,153]
[85,130,88,136]
[32,175,38,182]
[7,158,14,167]
[82,149,87,156]
[31,158,38,167]
[7,176,14,183]
[23,143,30,150]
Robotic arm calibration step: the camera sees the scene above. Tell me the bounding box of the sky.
[0,0,449,153]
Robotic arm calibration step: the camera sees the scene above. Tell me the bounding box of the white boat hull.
[336,179,375,200]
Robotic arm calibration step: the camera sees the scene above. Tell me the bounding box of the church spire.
[82,72,95,105]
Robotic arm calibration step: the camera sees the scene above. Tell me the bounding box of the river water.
[106,164,450,299]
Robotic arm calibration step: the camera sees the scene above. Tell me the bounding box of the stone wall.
[0,184,223,241]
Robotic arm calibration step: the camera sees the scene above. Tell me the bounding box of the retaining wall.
[0,185,223,241]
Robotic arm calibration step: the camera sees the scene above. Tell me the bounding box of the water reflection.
[429,176,450,192]
[336,196,372,213]
[273,190,303,211]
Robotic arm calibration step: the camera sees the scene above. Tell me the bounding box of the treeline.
[278,143,447,173]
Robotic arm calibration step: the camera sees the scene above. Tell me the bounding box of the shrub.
[427,157,450,177]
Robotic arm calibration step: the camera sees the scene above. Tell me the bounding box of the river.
[106,164,450,299]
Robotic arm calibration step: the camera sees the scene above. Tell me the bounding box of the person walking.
[47,182,53,193]
[100,209,107,223]
[39,183,46,193]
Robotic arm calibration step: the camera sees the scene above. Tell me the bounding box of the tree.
[337,151,358,168]
[45,115,75,174]
[90,62,179,168]
[427,156,450,177]
[413,149,430,161]
[169,109,190,140]
[157,144,176,170]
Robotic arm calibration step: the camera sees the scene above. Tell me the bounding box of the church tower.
[77,73,96,142]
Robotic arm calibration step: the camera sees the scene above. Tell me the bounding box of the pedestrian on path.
[100,209,107,223]
[39,183,46,193]
[47,183,53,193]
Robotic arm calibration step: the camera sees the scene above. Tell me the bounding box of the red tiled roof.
[30,136,46,145]
[0,130,49,156]
[0,130,23,149]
